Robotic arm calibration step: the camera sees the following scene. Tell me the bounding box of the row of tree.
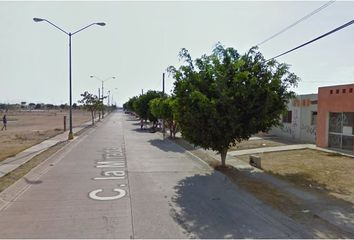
[79,91,117,125]
[124,44,299,166]
[0,103,80,110]
[123,91,179,138]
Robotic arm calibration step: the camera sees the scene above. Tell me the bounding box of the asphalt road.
[0,111,314,238]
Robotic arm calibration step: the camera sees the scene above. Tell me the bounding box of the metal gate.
[328,112,354,151]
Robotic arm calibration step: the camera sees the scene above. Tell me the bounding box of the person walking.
[1,114,7,130]
[140,118,144,129]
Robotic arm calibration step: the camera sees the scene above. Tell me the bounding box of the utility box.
[249,155,261,169]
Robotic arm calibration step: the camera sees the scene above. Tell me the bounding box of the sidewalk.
[228,143,354,157]
[164,131,354,236]
[224,155,354,236]
[0,119,98,178]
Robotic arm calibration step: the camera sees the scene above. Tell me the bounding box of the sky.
[0,1,354,107]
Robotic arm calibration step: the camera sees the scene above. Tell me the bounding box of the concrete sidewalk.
[0,120,99,178]
[224,155,354,236]
[228,143,354,157]
[163,131,354,237]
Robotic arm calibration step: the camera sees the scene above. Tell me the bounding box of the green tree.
[150,97,178,138]
[123,96,138,113]
[79,91,102,125]
[168,44,299,166]
[133,90,163,127]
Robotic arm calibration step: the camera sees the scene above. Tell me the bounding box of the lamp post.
[33,17,106,140]
[112,88,118,108]
[90,76,116,118]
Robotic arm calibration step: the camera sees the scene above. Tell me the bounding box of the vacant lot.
[237,149,354,204]
[228,135,298,151]
[0,109,91,162]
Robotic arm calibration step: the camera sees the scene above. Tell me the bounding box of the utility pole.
[162,73,166,139]
[101,81,104,118]
[108,91,110,106]
[141,89,144,95]
[98,88,101,120]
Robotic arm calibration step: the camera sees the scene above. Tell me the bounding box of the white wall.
[270,94,317,143]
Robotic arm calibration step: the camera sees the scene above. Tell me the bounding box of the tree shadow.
[230,166,354,237]
[169,172,315,239]
[148,139,186,153]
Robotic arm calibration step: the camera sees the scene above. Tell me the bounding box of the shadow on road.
[148,139,186,153]
[169,171,327,239]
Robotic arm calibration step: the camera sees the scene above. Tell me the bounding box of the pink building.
[317,84,354,151]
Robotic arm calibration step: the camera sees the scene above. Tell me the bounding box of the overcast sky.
[0,1,353,106]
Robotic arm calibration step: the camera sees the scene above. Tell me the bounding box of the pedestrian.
[1,114,7,131]
[140,118,144,129]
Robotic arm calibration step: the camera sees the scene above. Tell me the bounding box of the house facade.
[317,84,354,151]
[270,94,318,143]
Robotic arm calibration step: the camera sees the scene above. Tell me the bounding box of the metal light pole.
[112,88,118,108]
[90,76,116,118]
[162,73,166,139]
[107,90,111,106]
[33,18,106,140]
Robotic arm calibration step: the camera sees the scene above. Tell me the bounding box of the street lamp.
[112,88,118,108]
[90,75,116,118]
[33,17,106,140]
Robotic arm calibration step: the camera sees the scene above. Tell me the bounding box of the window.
[336,89,340,94]
[343,89,346,93]
[330,90,333,94]
[282,111,292,123]
[311,111,317,126]
[350,88,353,93]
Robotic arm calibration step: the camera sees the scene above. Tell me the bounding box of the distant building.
[317,84,354,151]
[270,94,317,143]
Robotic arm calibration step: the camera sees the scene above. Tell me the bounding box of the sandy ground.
[0,109,91,162]
[237,149,354,205]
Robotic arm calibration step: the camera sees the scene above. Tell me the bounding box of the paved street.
[0,111,314,238]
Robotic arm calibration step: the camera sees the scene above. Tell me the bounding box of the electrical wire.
[267,18,354,61]
[257,0,336,47]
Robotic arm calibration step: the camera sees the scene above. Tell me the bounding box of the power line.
[257,0,336,47]
[267,18,354,61]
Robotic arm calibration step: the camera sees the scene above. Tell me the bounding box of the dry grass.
[172,137,349,238]
[228,139,286,151]
[0,110,91,162]
[173,138,351,238]
[172,137,220,167]
[237,149,354,204]
[0,141,67,193]
[216,166,349,238]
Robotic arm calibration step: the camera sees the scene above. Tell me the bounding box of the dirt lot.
[0,109,91,162]
[237,149,354,205]
[228,135,298,151]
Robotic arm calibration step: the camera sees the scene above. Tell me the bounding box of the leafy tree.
[150,97,178,138]
[35,103,42,109]
[168,44,299,166]
[133,90,163,127]
[124,96,138,113]
[29,103,36,109]
[79,91,102,125]
[60,104,68,110]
